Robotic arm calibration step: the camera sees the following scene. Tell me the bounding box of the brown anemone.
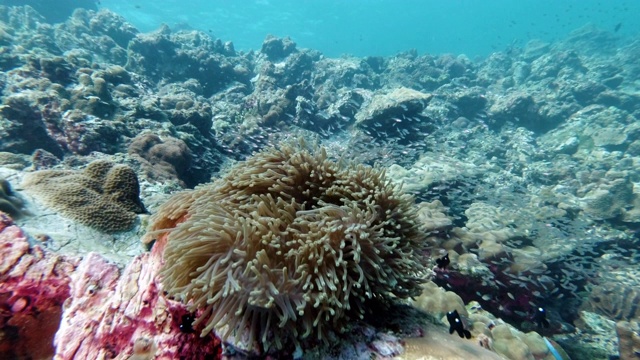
[146,142,428,350]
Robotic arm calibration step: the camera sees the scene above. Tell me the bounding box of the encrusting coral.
[145,141,428,351]
[22,159,146,233]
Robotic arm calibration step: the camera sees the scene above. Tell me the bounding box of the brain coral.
[22,160,146,232]
[146,142,428,350]
[127,133,192,187]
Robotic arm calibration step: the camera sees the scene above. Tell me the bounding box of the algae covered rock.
[580,176,634,220]
[0,152,31,170]
[22,159,146,232]
[0,178,28,219]
[260,34,297,60]
[125,25,249,97]
[355,87,432,126]
[354,87,433,139]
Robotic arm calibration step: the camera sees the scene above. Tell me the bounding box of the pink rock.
[0,214,30,275]
[10,297,28,313]
[0,213,222,360]
[0,213,76,358]
[54,250,221,360]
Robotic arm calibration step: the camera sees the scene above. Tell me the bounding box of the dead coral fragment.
[148,142,428,350]
[22,160,146,232]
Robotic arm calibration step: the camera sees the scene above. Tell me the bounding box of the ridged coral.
[22,160,146,233]
[146,142,428,350]
[586,283,640,321]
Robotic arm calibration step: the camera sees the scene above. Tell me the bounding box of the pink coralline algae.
[0,212,222,359]
[0,212,76,359]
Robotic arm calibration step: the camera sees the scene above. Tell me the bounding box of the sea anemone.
[147,141,428,350]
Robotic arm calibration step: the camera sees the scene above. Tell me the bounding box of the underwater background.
[0,0,640,359]
[103,0,640,57]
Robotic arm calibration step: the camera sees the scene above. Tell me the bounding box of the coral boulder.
[22,160,146,233]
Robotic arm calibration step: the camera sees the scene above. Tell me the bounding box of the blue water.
[100,0,639,58]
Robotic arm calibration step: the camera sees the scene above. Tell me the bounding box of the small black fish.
[534,307,550,328]
[436,253,450,269]
[447,309,471,339]
[614,22,622,32]
[179,313,195,333]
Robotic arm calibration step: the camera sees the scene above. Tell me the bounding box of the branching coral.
[146,141,428,350]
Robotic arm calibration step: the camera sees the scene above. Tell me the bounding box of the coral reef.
[0,5,222,181]
[0,93,66,158]
[0,200,504,360]
[412,282,571,360]
[55,8,137,64]
[2,4,640,359]
[22,159,145,232]
[466,303,572,360]
[157,83,213,132]
[146,142,428,351]
[125,25,249,97]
